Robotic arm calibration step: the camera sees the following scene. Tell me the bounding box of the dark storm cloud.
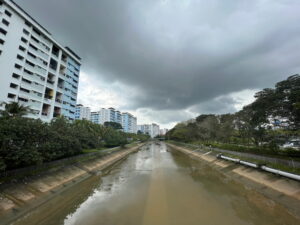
[17,0,300,114]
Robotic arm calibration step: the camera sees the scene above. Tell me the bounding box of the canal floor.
[12,142,300,225]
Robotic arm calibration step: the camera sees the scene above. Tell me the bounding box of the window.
[0,27,7,35]
[25,20,31,27]
[0,38,4,45]
[18,97,28,102]
[12,73,20,79]
[23,29,29,35]
[22,78,31,84]
[19,45,26,52]
[17,54,24,61]
[14,64,22,70]
[7,93,16,99]
[2,19,9,26]
[21,37,28,44]
[4,10,12,17]
[29,43,37,51]
[26,60,34,67]
[20,87,30,93]
[10,83,18,89]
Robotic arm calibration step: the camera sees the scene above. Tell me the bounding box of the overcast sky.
[16,0,300,128]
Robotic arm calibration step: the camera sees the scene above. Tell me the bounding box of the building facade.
[75,104,91,120]
[90,108,122,125]
[0,0,81,122]
[137,123,160,138]
[90,111,101,124]
[90,107,137,133]
[121,112,137,134]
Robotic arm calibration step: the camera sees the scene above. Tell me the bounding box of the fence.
[170,141,300,169]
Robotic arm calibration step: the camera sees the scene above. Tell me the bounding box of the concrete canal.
[11,142,300,225]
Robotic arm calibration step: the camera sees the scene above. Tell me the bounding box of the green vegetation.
[0,102,150,172]
[166,75,300,157]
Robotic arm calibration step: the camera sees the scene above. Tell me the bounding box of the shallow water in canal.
[13,142,299,225]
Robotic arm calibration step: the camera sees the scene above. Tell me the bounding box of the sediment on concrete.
[0,143,143,220]
[167,143,300,220]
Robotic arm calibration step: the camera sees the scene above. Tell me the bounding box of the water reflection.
[11,142,299,225]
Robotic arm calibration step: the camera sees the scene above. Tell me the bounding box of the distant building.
[121,112,137,133]
[138,123,160,138]
[75,104,91,120]
[160,128,169,136]
[90,107,122,125]
[0,0,81,122]
[90,108,137,133]
[90,111,101,124]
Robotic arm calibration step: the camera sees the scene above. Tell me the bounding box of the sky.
[16,0,300,129]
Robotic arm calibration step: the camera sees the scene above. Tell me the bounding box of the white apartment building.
[90,107,122,125]
[75,104,91,120]
[0,0,81,122]
[121,112,137,134]
[90,107,137,133]
[137,123,160,138]
[90,111,101,124]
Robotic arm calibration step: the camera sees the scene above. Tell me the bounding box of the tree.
[104,121,123,130]
[0,101,33,118]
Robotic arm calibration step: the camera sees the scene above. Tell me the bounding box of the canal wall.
[167,143,300,219]
[0,143,143,219]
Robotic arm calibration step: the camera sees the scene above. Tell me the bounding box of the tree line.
[0,102,149,171]
[166,75,300,156]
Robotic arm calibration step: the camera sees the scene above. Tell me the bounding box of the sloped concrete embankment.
[167,143,300,219]
[0,144,143,220]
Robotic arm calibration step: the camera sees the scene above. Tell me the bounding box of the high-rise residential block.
[90,111,101,124]
[0,0,81,122]
[90,108,122,125]
[121,112,137,134]
[137,123,160,138]
[75,104,91,120]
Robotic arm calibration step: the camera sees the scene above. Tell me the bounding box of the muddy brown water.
[11,142,300,225]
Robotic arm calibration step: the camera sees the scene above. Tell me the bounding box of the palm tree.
[0,101,33,118]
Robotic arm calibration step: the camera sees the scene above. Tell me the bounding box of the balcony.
[30,36,49,53]
[23,71,45,85]
[27,55,47,71]
[55,98,62,107]
[28,46,48,61]
[57,85,64,93]
[31,83,44,92]
[20,81,32,91]
[44,94,53,104]
[25,62,47,77]
[32,29,51,46]
[55,98,62,103]
[29,91,43,101]
[24,101,42,110]
[46,79,55,88]
[49,66,57,74]
[53,112,61,118]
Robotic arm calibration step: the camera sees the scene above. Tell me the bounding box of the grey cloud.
[189,96,238,115]
[16,0,300,115]
[136,108,194,125]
